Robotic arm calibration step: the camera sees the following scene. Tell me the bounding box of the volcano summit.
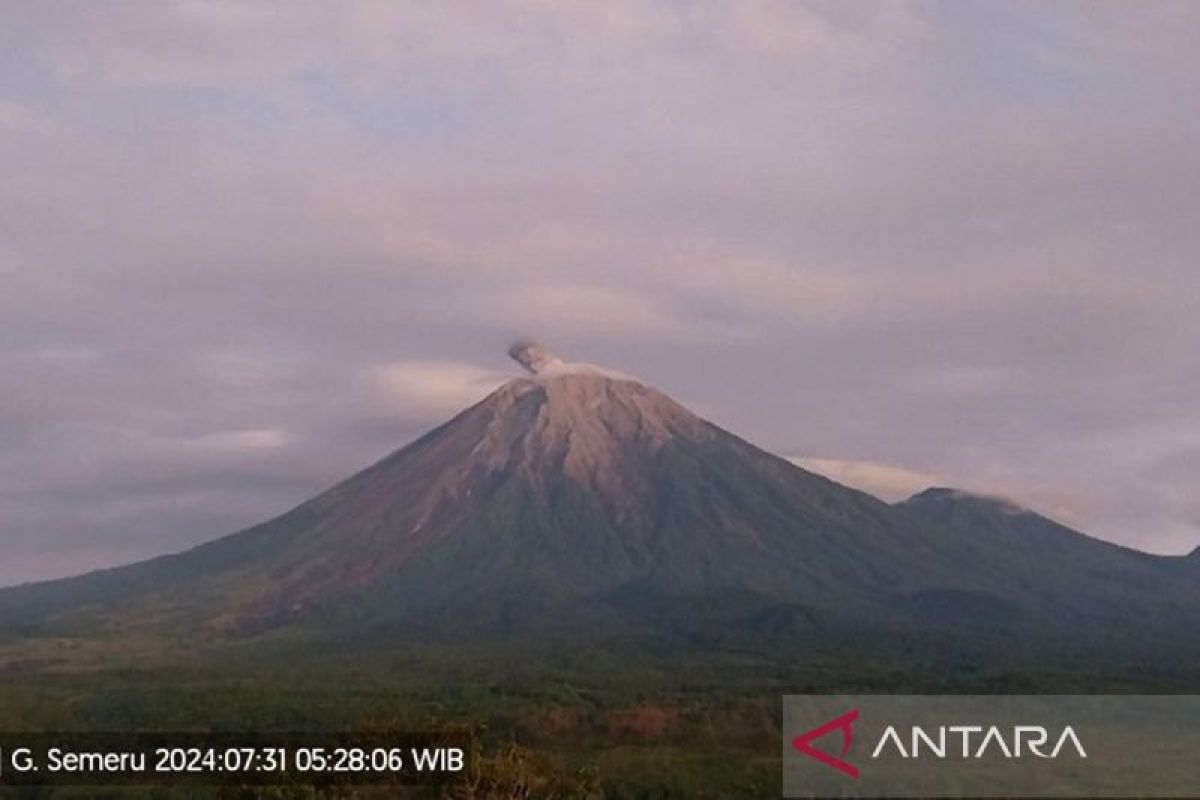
[1,344,1198,660]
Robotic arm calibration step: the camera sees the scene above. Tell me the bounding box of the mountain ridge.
[1,344,1198,663]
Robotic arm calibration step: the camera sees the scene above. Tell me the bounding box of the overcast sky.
[2,1,1199,587]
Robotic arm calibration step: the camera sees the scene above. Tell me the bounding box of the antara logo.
[792,710,1087,779]
[871,725,1087,759]
[792,709,860,778]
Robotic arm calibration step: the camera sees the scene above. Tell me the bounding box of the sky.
[2,1,1199,586]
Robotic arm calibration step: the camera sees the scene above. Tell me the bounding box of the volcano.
[1,344,1198,659]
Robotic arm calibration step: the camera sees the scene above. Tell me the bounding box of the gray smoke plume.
[508,340,565,375]
[508,339,639,383]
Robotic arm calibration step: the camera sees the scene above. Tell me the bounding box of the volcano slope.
[1,344,1198,672]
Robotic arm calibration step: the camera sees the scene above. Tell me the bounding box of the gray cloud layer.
[2,1,1199,585]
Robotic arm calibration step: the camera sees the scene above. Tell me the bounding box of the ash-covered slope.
[0,344,956,635]
[1,344,1198,652]
[0,345,911,633]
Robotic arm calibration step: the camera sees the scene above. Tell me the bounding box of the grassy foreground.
[3,628,1198,798]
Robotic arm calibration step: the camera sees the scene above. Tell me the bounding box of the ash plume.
[508,340,565,375]
[507,339,638,383]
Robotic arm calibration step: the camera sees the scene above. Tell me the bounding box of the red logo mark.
[791,709,860,778]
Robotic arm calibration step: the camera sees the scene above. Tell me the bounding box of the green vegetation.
[2,629,1198,798]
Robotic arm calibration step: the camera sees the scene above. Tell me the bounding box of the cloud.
[1,0,1199,583]
[500,285,690,338]
[196,429,293,451]
[790,457,944,502]
[789,456,1091,531]
[373,361,506,415]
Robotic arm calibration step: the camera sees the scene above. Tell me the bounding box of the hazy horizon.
[3,2,1200,586]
